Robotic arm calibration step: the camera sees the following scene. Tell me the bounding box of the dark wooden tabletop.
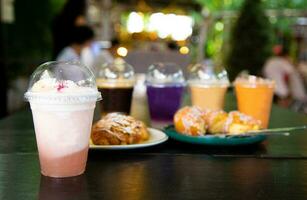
[0,93,307,200]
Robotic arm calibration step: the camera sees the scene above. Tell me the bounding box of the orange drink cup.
[234,76,275,128]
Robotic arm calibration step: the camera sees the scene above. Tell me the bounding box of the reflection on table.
[38,175,89,200]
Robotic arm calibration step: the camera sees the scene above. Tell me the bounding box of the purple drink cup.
[145,63,186,128]
[146,84,185,122]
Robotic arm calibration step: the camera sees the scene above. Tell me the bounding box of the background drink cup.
[145,63,186,129]
[96,58,135,116]
[188,62,229,111]
[234,75,275,128]
[24,61,101,178]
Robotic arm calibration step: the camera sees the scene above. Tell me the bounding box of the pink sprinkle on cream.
[57,82,66,92]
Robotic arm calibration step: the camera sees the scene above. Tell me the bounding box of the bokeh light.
[117,47,128,57]
[129,12,193,41]
[215,22,224,31]
[127,12,144,33]
[179,46,189,54]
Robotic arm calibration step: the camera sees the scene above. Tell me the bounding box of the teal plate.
[164,126,267,146]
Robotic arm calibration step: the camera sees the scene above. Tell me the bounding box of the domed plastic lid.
[146,63,185,86]
[24,61,101,104]
[234,74,275,88]
[96,58,135,88]
[188,61,229,87]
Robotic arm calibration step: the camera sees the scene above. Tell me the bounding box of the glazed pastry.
[206,110,229,134]
[91,113,149,145]
[173,106,262,135]
[174,106,207,136]
[224,111,262,134]
[206,111,261,134]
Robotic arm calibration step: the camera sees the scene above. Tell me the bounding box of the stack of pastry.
[91,113,149,145]
[174,106,261,136]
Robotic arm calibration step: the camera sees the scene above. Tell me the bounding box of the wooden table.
[0,93,306,199]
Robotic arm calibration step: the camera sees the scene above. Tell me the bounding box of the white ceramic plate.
[89,128,168,150]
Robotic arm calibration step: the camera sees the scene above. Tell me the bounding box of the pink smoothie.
[39,148,89,177]
[31,103,95,177]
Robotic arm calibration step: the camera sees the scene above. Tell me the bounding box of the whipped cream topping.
[30,79,97,94]
[25,78,101,103]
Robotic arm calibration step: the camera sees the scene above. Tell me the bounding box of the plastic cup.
[96,58,135,116]
[24,61,101,178]
[234,75,275,128]
[188,62,229,110]
[145,63,185,128]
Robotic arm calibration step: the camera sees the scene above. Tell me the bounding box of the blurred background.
[0,0,307,118]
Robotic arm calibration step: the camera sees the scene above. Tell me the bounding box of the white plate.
[89,128,168,150]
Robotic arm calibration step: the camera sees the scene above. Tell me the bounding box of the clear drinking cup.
[188,62,229,111]
[24,61,101,178]
[145,63,186,128]
[96,58,135,116]
[234,75,275,128]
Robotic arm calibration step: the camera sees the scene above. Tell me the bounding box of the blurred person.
[263,45,307,108]
[298,60,307,86]
[92,42,114,76]
[55,26,94,81]
[56,25,94,64]
[52,0,87,59]
[90,38,123,76]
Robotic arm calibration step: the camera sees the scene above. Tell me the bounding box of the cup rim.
[24,90,102,104]
[233,75,275,88]
[96,78,135,88]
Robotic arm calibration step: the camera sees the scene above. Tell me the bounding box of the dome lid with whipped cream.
[96,58,135,87]
[146,63,185,86]
[24,61,101,104]
[188,61,229,86]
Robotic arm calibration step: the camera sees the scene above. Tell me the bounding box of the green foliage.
[4,0,64,81]
[50,0,67,15]
[264,0,307,9]
[195,0,307,10]
[195,0,243,11]
[226,0,272,81]
[205,21,225,59]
